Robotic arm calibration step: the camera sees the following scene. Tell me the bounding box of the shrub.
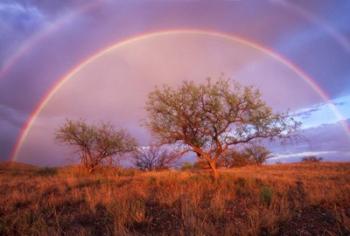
[243,145,271,165]
[35,167,57,177]
[260,186,273,206]
[181,162,194,171]
[301,156,323,163]
[221,150,252,167]
[133,145,181,171]
[235,177,250,197]
[222,146,271,167]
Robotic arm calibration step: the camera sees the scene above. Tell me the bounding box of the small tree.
[145,78,299,179]
[243,145,271,165]
[221,149,252,168]
[133,145,181,171]
[302,155,323,163]
[56,120,137,173]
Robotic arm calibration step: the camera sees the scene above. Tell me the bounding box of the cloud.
[0,104,27,127]
[0,0,91,68]
[0,104,28,161]
[293,106,321,119]
[0,2,46,67]
[270,151,338,160]
[268,119,350,163]
[292,94,350,128]
[269,151,350,163]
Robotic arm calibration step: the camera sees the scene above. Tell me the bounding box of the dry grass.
[0,162,349,235]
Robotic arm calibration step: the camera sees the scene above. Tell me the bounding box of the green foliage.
[56,120,137,173]
[260,185,273,206]
[146,79,298,147]
[221,150,252,167]
[221,145,271,167]
[145,78,300,178]
[243,145,272,165]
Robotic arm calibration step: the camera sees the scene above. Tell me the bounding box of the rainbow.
[10,29,350,161]
[0,0,104,80]
[276,1,350,53]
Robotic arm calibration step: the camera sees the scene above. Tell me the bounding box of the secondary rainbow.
[0,0,104,80]
[10,30,350,161]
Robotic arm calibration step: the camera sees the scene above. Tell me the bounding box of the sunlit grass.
[0,162,349,235]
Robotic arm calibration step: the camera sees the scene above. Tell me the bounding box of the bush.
[181,162,194,171]
[235,177,251,197]
[302,156,323,163]
[221,150,252,167]
[133,145,181,171]
[221,146,271,168]
[35,167,57,176]
[260,186,273,206]
[244,146,271,165]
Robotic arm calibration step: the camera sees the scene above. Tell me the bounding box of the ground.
[0,162,349,235]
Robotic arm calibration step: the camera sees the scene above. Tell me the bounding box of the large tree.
[56,120,137,173]
[145,79,300,179]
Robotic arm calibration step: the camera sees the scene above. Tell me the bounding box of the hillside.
[0,161,38,175]
[0,163,349,235]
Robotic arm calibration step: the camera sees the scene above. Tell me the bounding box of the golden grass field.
[0,162,349,235]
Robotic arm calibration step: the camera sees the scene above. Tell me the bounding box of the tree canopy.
[145,78,300,178]
[56,120,137,172]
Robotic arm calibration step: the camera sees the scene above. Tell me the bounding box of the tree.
[220,149,252,168]
[192,159,212,169]
[56,120,137,173]
[243,145,271,165]
[145,78,300,179]
[132,145,181,171]
[220,146,271,168]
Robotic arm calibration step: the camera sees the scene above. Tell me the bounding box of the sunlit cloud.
[294,95,350,128]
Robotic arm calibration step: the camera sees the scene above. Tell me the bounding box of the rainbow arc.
[10,30,350,161]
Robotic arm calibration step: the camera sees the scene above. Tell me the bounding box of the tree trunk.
[87,163,94,173]
[208,160,219,180]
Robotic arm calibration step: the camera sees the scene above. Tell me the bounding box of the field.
[0,162,349,235]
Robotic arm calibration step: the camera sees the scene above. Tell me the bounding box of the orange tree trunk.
[208,160,219,180]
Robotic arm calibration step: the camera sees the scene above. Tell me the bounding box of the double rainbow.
[10,30,350,161]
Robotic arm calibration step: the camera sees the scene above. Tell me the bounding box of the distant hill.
[0,161,38,170]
